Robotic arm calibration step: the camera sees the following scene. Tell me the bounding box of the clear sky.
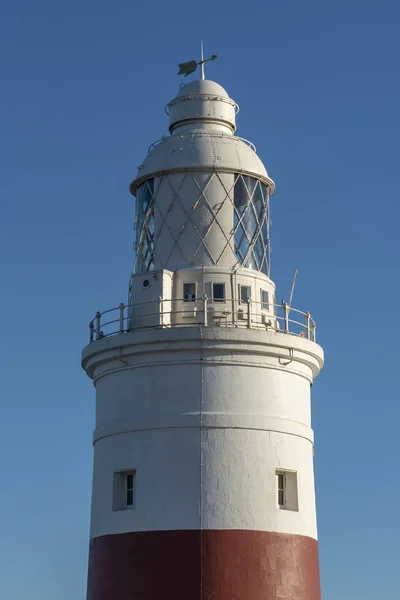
[0,0,399,598]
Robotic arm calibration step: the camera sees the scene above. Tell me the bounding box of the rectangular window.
[183,282,196,302]
[277,472,286,508]
[113,469,136,511]
[125,472,135,507]
[213,283,225,302]
[239,284,251,304]
[276,470,298,511]
[261,289,269,311]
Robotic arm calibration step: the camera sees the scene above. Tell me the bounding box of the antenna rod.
[288,268,298,307]
[200,41,205,80]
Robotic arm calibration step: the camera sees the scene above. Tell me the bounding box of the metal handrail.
[88,298,317,344]
[148,136,168,154]
[234,136,256,153]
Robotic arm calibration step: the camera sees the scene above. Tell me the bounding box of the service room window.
[113,469,136,511]
[261,289,269,310]
[213,283,225,302]
[183,282,196,302]
[239,284,251,304]
[276,470,298,511]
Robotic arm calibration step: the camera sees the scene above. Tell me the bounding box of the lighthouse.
[82,57,324,600]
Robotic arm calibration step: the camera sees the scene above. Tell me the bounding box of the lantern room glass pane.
[134,178,154,273]
[234,175,270,276]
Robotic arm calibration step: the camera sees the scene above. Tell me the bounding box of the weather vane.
[178,42,218,79]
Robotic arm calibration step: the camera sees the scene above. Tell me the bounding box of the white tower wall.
[84,327,322,542]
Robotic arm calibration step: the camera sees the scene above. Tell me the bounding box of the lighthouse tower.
[82,65,324,600]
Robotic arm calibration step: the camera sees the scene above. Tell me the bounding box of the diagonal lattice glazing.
[234,175,270,274]
[133,173,271,276]
[134,178,155,273]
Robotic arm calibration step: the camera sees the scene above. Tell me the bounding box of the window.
[239,284,251,304]
[276,470,298,512]
[113,469,136,511]
[277,472,286,508]
[125,472,135,507]
[183,282,196,302]
[212,283,225,302]
[261,289,269,310]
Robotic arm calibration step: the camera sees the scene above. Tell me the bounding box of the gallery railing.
[88,298,316,344]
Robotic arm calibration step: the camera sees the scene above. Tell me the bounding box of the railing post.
[159,296,163,327]
[119,303,125,334]
[247,298,252,329]
[89,321,94,343]
[283,302,289,334]
[95,311,101,340]
[311,321,316,343]
[202,294,208,326]
[305,312,311,340]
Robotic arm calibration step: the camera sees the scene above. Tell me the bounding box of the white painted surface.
[128,269,173,328]
[91,428,201,536]
[84,327,323,541]
[132,132,273,192]
[84,77,324,556]
[90,428,317,540]
[168,80,237,134]
[127,266,277,329]
[172,266,276,326]
[200,429,316,534]
[131,81,273,192]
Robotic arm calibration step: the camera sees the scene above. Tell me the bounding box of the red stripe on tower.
[87,531,320,600]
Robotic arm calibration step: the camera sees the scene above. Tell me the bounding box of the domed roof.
[130,78,275,196]
[175,79,230,98]
[167,79,238,134]
[130,131,275,195]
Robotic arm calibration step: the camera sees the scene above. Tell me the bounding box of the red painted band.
[87,530,320,600]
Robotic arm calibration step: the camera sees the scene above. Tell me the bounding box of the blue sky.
[0,0,399,598]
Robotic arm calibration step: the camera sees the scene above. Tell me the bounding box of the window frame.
[113,469,136,511]
[276,471,286,509]
[212,282,225,303]
[125,471,135,508]
[183,282,196,302]
[276,469,298,512]
[239,284,251,305]
[260,289,270,311]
